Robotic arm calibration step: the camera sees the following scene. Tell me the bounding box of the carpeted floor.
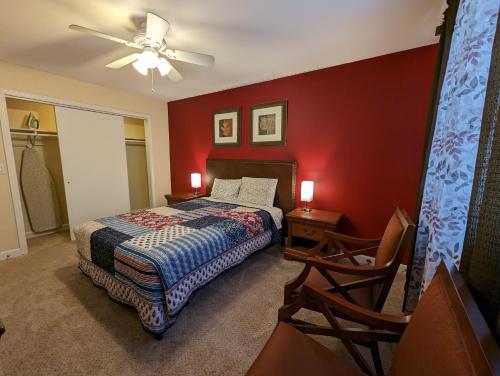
[0,232,406,375]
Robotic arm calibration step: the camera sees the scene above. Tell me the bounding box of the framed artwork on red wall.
[212,107,241,146]
[250,100,287,146]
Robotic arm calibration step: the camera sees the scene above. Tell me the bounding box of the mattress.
[74,198,281,335]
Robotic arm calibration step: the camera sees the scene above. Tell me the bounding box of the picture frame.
[212,107,241,146]
[250,100,287,146]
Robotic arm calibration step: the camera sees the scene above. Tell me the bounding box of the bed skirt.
[78,229,273,336]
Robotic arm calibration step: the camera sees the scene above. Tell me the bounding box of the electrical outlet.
[0,163,6,175]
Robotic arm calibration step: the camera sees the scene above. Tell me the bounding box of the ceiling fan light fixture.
[132,59,149,75]
[139,48,160,69]
[157,58,173,76]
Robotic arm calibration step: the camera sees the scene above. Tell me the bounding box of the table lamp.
[191,173,201,197]
[301,180,314,212]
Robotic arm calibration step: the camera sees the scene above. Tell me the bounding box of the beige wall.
[0,61,171,253]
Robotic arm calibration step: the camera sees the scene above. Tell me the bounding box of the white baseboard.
[0,247,27,262]
[25,224,69,239]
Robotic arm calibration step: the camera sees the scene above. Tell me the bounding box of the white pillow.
[210,178,242,200]
[237,177,278,207]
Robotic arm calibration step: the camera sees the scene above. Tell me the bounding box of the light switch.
[0,163,6,175]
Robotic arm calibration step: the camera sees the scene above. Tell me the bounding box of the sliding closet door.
[55,107,130,239]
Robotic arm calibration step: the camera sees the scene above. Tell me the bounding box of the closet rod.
[125,140,146,145]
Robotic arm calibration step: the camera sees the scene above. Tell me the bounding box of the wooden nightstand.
[165,192,204,204]
[285,208,343,250]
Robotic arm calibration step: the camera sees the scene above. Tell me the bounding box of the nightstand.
[165,192,204,205]
[285,208,343,250]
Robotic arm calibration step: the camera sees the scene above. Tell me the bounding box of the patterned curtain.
[406,0,500,311]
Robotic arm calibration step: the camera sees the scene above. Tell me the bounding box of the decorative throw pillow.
[210,178,242,200]
[237,177,278,207]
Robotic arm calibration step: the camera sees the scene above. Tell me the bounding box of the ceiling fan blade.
[69,24,138,48]
[105,53,141,69]
[146,13,169,45]
[162,49,214,66]
[167,64,182,82]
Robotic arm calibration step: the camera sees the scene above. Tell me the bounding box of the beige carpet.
[0,232,406,375]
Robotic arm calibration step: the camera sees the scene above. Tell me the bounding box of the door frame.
[0,89,156,260]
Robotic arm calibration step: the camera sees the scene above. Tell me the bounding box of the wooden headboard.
[206,159,297,215]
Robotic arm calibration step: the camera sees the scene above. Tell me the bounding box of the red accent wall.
[168,45,438,250]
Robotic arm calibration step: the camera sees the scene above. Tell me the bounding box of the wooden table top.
[165,192,203,200]
[286,207,343,226]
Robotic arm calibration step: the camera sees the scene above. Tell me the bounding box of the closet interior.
[6,97,151,241]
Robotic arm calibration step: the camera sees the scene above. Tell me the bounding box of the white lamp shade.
[301,181,314,202]
[191,173,201,189]
[132,59,149,75]
[157,57,173,76]
[132,49,160,75]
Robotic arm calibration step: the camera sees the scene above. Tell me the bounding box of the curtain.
[460,13,500,339]
[405,0,500,312]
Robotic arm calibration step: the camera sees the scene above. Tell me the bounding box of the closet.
[6,97,151,242]
[124,117,150,211]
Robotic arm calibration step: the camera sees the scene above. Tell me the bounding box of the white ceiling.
[0,0,445,102]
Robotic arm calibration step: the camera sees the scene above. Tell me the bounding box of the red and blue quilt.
[75,199,279,335]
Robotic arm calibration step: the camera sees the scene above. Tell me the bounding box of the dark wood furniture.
[205,159,297,215]
[284,207,414,310]
[285,208,343,250]
[247,262,500,376]
[280,208,414,375]
[165,192,204,204]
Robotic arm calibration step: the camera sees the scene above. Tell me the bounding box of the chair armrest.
[284,248,314,262]
[303,283,410,333]
[324,231,381,247]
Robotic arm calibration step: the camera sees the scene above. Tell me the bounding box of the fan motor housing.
[133,32,165,50]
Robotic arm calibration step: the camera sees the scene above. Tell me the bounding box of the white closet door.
[55,107,130,239]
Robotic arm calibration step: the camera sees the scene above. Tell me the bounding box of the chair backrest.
[374,208,414,267]
[389,262,500,375]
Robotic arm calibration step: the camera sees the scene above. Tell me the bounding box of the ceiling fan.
[69,12,214,82]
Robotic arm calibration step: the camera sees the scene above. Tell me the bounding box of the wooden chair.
[247,262,500,376]
[283,208,415,315]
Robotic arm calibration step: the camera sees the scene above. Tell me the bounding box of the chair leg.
[370,342,384,376]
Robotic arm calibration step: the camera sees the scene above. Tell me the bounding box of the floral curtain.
[406,0,499,311]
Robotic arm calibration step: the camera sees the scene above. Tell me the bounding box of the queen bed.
[74,159,296,338]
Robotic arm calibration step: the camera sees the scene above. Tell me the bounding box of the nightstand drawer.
[291,223,324,241]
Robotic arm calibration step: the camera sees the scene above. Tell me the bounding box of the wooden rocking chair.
[283,208,415,314]
[247,262,500,376]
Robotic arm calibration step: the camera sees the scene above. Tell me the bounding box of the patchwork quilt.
[75,199,279,334]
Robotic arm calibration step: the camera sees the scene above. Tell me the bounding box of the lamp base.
[303,207,311,212]
[193,190,200,197]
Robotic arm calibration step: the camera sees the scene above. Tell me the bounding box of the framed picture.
[212,107,241,146]
[250,100,287,146]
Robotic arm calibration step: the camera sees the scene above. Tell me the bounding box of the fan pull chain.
[151,69,156,93]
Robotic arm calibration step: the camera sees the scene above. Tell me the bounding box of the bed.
[74,159,296,338]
